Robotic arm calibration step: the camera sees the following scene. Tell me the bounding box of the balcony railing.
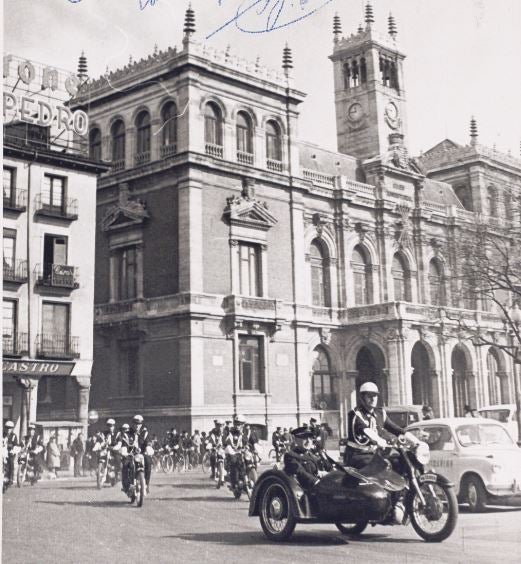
[36,334,80,359]
[3,333,29,357]
[4,259,28,284]
[134,151,151,166]
[266,158,283,172]
[35,263,79,289]
[302,169,336,187]
[237,151,254,165]
[34,194,78,220]
[205,143,224,159]
[111,158,125,172]
[160,144,177,158]
[3,188,27,212]
[311,393,339,411]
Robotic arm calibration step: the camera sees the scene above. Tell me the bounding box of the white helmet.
[359,382,379,395]
[234,414,246,424]
[133,414,143,423]
[106,418,116,426]
[5,420,14,428]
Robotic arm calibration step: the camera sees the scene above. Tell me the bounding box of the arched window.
[236,111,253,164]
[504,193,513,221]
[488,186,498,217]
[486,349,501,405]
[310,240,330,307]
[204,102,222,148]
[351,245,372,305]
[135,110,151,164]
[429,259,445,306]
[89,128,102,161]
[160,101,177,156]
[455,185,473,211]
[110,119,125,170]
[265,120,282,162]
[392,253,411,302]
[311,347,337,410]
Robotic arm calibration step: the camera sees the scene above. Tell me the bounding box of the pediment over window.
[223,179,277,231]
[101,183,149,232]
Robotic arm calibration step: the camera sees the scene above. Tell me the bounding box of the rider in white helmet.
[344,381,418,469]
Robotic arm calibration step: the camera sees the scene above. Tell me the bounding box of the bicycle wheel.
[177,453,185,472]
[202,453,211,474]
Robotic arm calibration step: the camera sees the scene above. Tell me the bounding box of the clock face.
[385,102,398,121]
[347,102,363,122]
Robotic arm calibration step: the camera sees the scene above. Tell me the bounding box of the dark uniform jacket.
[3,431,18,451]
[208,429,223,448]
[272,431,284,448]
[242,429,258,449]
[101,430,118,448]
[22,433,44,452]
[347,406,404,454]
[129,426,149,453]
[283,446,332,490]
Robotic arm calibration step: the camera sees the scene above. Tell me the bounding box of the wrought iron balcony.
[3,333,29,357]
[160,144,177,158]
[205,143,223,159]
[3,188,27,212]
[134,151,151,166]
[266,158,283,172]
[4,259,28,284]
[311,393,339,411]
[35,263,79,290]
[36,334,80,359]
[34,194,78,220]
[237,151,254,165]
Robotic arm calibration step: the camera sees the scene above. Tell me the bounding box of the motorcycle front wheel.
[335,522,368,536]
[408,481,458,542]
[17,462,27,488]
[202,453,211,474]
[136,472,145,507]
[96,461,107,490]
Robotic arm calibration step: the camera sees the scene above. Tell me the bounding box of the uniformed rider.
[208,419,224,480]
[283,426,333,490]
[224,415,246,488]
[99,418,120,481]
[129,414,152,493]
[116,423,132,492]
[344,381,419,469]
[21,423,44,479]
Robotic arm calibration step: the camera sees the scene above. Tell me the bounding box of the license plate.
[419,473,437,483]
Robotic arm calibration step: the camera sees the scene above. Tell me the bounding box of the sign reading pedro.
[3,54,88,136]
[3,360,75,376]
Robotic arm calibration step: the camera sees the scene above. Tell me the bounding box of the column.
[136,244,144,299]
[75,376,91,435]
[178,176,203,293]
[16,377,38,437]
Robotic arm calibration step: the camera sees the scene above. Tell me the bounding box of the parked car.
[407,417,521,512]
[477,404,518,443]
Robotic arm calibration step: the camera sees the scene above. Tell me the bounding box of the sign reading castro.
[3,360,75,376]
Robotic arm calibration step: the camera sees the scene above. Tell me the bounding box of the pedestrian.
[464,404,476,418]
[46,435,61,479]
[70,432,85,477]
[422,405,434,420]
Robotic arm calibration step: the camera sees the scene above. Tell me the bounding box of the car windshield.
[477,409,511,424]
[455,423,514,447]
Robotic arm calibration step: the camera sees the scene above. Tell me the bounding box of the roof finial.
[128,55,133,66]
[470,116,478,146]
[357,22,364,33]
[183,3,196,36]
[77,51,88,80]
[388,12,397,39]
[333,12,342,42]
[282,43,293,77]
[153,43,159,56]
[365,1,375,28]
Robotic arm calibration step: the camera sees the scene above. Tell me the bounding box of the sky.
[4,0,521,157]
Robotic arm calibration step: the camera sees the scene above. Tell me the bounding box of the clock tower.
[330,4,408,160]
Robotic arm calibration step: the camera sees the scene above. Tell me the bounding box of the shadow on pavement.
[36,500,129,509]
[166,531,348,547]
[153,482,209,490]
[459,505,521,514]
[155,496,234,503]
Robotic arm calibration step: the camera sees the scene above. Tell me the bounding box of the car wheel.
[259,482,297,541]
[465,476,487,512]
[335,522,368,536]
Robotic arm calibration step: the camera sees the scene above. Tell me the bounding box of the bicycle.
[160,448,174,473]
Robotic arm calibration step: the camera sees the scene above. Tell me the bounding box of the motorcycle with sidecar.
[249,435,458,543]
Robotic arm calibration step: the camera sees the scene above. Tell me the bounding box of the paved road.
[3,469,521,564]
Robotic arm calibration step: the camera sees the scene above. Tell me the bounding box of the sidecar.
[249,468,391,541]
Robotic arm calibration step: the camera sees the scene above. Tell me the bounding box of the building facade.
[75,7,521,437]
[3,55,105,443]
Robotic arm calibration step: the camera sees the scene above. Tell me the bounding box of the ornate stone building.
[74,6,521,437]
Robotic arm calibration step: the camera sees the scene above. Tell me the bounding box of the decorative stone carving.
[354,222,369,242]
[101,183,149,232]
[224,178,277,231]
[319,327,332,345]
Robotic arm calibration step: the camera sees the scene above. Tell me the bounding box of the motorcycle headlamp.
[415,441,431,465]
[134,454,144,464]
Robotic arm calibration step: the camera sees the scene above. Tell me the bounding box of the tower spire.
[282,43,293,77]
[470,116,478,146]
[77,51,88,81]
[365,1,375,28]
[388,12,397,39]
[183,3,196,36]
[333,12,342,42]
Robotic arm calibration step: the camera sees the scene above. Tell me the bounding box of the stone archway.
[355,344,388,406]
[451,345,475,416]
[411,341,436,412]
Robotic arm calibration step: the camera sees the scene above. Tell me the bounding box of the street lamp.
[506,303,521,446]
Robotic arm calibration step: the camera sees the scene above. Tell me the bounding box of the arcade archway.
[355,344,388,405]
[451,345,475,416]
[411,341,435,411]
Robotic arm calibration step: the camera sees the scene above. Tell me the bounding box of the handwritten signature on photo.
[208,0,333,38]
[67,0,158,9]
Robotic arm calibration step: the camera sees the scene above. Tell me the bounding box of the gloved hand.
[404,431,420,446]
[375,437,389,449]
[317,470,328,478]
